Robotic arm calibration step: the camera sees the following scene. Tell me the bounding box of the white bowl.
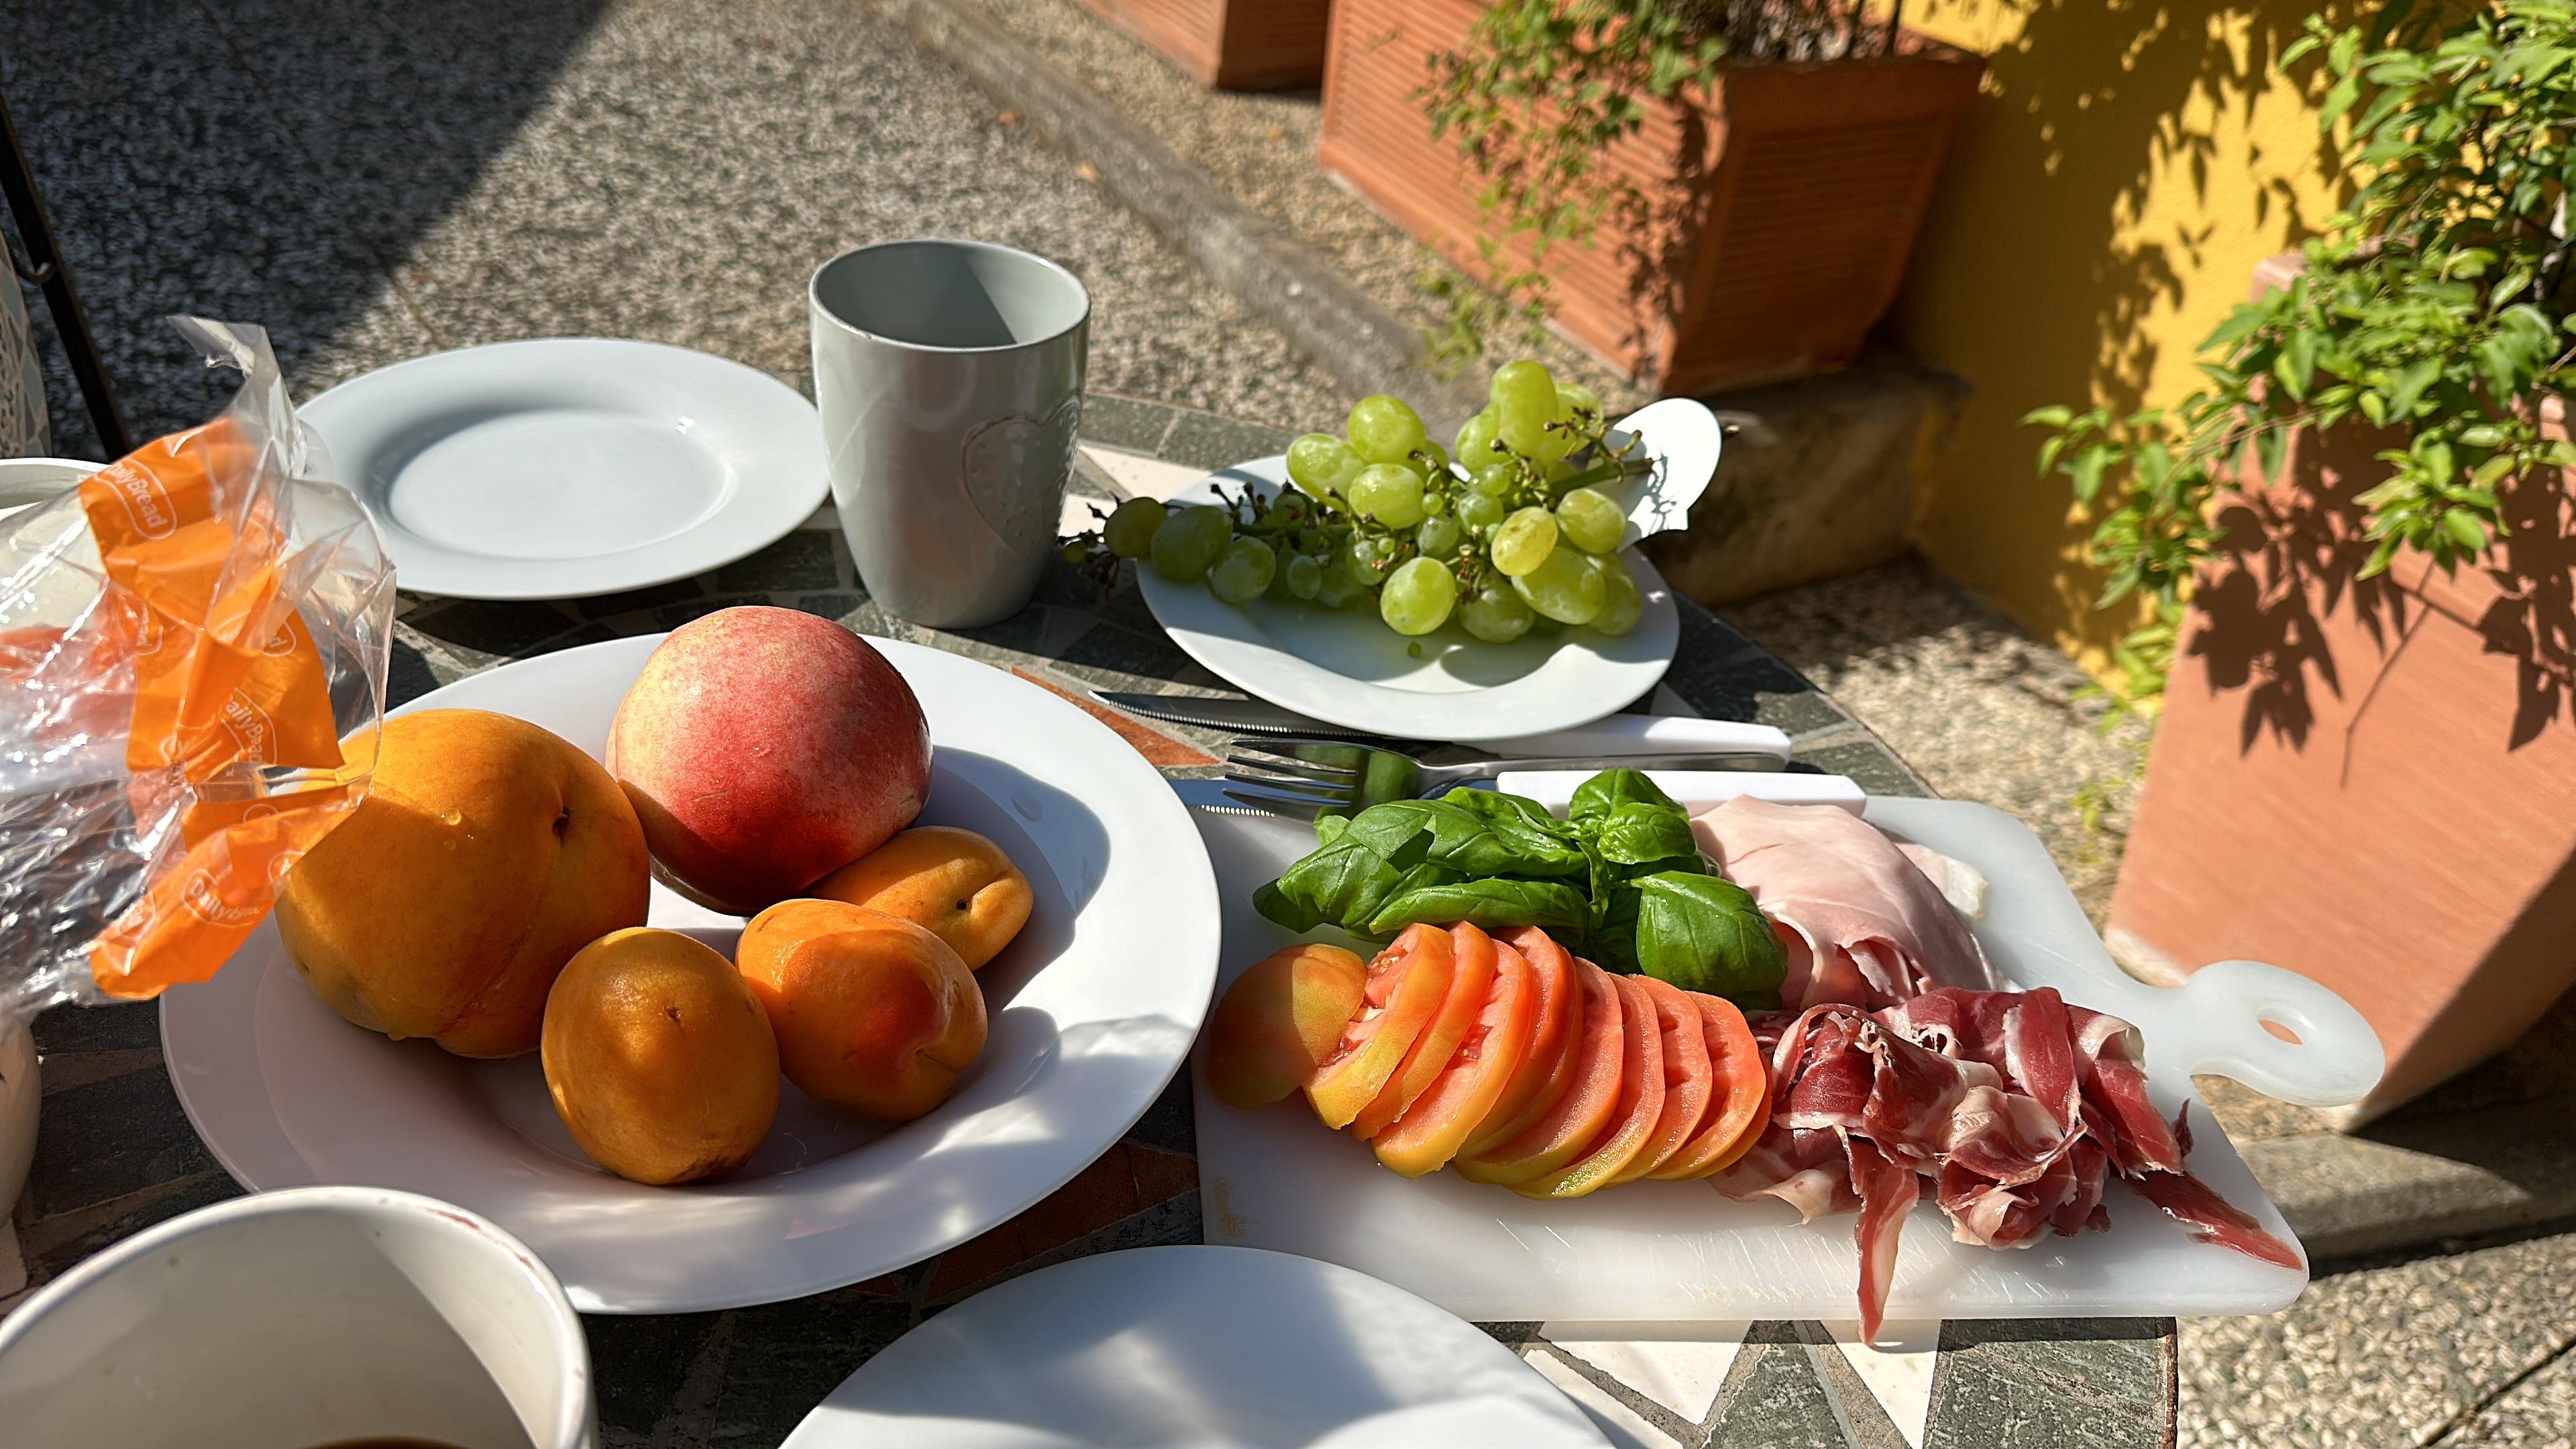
[0,1185,594,1449]
[0,1024,34,1296]
[0,455,99,520]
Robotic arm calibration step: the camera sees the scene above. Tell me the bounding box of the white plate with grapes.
[1120,370,1719,743]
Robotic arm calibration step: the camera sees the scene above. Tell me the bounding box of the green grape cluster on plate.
[1072,360,1651,644]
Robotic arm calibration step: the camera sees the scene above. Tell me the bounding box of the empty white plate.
[299,339,828,600]
[779,1246,1610,1448]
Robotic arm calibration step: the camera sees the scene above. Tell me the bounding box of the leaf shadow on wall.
[2186,421,2576,756]
[2474,461,2576,750]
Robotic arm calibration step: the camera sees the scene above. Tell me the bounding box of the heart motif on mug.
[959,394,1083,551]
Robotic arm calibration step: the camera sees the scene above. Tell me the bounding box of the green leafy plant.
[1418,1,1904,371]
[2027,0,2576,712]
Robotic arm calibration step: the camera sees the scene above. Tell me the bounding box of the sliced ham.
[1897,841,1988,921]
[1715,986,2300,1340]
[1693,798,2001,1011]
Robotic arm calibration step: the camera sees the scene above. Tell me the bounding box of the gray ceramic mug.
[810,239,1091,629]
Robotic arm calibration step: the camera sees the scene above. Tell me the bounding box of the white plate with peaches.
[160,609,1224,1313]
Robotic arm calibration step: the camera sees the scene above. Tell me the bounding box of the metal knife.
[1168,777,1270,816]
[1095,690,1793,761]
[1096,691,1381,739]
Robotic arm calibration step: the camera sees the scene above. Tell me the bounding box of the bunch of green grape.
[1074,359,1650,644]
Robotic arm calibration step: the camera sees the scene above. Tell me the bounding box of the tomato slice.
[1458,926,1579,1159]
[1515,973,1668,1199]
[1606,975,1714,1185]
[1203,943,1368,1109]
[1650,991,1770,1181]
[1371,936,1539,1177]
[1303,924,1456,1129]
[1350,922,1501,1140]
[1455,961,1624,1186]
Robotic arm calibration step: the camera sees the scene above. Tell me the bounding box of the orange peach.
[607,608,930,915]
[276,709,650,1059]
[541,928,780,1185]
[734,899,986,1122]
[1203,944,1368,1109]
[806,826,1032,971]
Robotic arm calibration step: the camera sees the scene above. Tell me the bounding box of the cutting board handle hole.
[2257,1014,2304,1045]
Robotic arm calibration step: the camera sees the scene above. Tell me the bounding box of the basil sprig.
[1253,769,1786,1007]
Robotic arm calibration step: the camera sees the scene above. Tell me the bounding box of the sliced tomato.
[1304,924,1456,1129]
[1606,975,1713,1185]
[1455,961,1624,1186]
[1371,937,1539,1177]
[1458,926,1579,1159]
[1515,973,1668,1199]
[1649,991,1770,1181]
[1203,943,1368,1109]
[1350,922,1501,1140]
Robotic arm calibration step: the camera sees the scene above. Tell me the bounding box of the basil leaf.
[1440,785,1579,838]
[1365,877,1590,938]
[1569,767,1682,822]
[1582,800,1701,865]
[1591,881,1642,972]
[1255,838,1408,934]
[1338,796,1587,879]
[1625,869,1786,1000]
[1436,788,1589,873]
[1251,880,1312,932]
[1332,800,1442,867]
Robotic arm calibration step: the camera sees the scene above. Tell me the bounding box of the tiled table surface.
[3,394,2176,1448]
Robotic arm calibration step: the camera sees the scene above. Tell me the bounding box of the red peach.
[607,608,931,914]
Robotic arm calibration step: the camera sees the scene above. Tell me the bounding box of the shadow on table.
[1,0,614,452]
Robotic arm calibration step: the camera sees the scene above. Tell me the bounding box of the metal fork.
[1222,737,1782,820]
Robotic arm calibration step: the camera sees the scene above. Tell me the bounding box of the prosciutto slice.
[1693,798,2000,1011]
[1713,987,2300,1340]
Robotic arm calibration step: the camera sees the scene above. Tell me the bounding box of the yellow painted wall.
[1885,0,2351,676]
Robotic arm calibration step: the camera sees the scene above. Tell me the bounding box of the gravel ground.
[2182,1226,2576,1448]
[1714,555,2149,920]
[2,0,1353,455]
[971,0,1649,415]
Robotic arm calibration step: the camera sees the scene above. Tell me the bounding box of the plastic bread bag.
[0,317,392,1026]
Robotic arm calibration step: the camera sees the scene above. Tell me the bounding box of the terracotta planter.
[1318,0,1982,393]
[2108,270,2576,1124]
[1070,0,1334,90]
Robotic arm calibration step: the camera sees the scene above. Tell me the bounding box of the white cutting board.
[1186,790,2383,1323]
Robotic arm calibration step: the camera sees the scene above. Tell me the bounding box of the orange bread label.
[75,418,358,1000]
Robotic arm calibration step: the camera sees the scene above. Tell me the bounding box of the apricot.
[807,826,1032,971]
[276,709,650,1058]
[541,928,780,1185]
[608,608,930,915]
[735,899,985,1122]
[1203,943,1367,1109]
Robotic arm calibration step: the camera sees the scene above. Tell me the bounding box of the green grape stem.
[1550,444,1650,495]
